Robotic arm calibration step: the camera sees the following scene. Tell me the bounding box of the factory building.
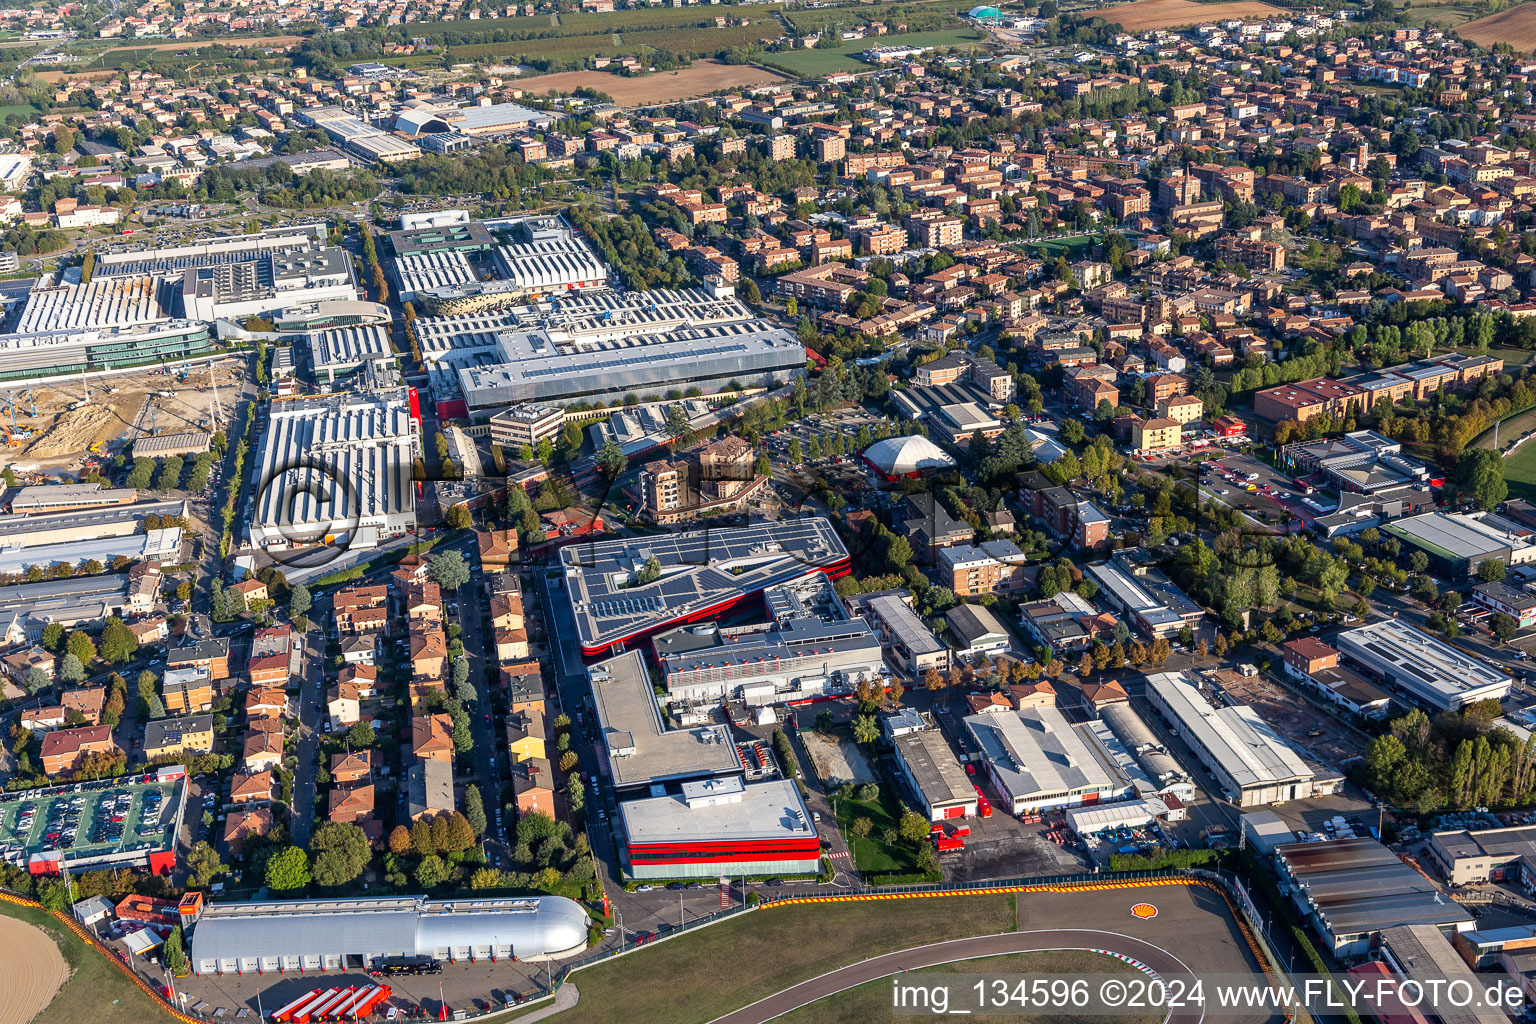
[249,392,419,553]
[94,224,327,277]
[309,324,396,384]
[188,895,589,974]
[181,246,357,322]
[562,519,850,659]
[620,777,820,880]
[0,499,187,548]
[1383,510,1536,578]
[298,106,421,165]
[1084,550,1203,639]
[654,577,886,707]
[892,722,977,821]
[16,275,169,334]
[392,217,606,313]
[1275,838,1474,956]
[962,705,1132,816]
[1143,671,1315,807]
[1335,619,1511,711]
[453,288,803,415]
[1097,702,1197,803]
[846,590,949,675]
[0,320,216,381]
[0,574,137,643]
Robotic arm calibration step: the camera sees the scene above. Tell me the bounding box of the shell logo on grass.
[1130,902,1159,920]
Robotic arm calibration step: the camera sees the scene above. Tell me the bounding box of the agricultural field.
[784,1,966,36]
[763,28,989,78]
[1396,0,1484,27]
[1096,0,1285,31]
[514,60,790,105]
[407,4,785,39]
[1460,2,1536,48]
[448,22,785,65]
[101,34,305,53]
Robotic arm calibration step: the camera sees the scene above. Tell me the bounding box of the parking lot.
[0,778,181,863]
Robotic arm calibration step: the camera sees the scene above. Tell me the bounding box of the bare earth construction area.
[515,60,789,105]
[1099,0,1285,31]
[0,915,69,1024]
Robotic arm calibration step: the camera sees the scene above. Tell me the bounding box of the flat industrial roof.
[1145,671,1313,790]
[1385,510,1534,561]
[588,650,740,790]
[561,519,848,654]
[862,593,946,657]
[0,499,188,544]
[620,776,816,846]
[1335,619,1510,707]
[1278,838,1473,938]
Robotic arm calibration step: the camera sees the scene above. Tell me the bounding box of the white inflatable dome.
[863,435,957,476]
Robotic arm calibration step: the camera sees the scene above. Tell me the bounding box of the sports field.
[1503,438,1536,501]
[764,28,989,78]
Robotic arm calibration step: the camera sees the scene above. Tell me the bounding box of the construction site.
[0,360,243,471]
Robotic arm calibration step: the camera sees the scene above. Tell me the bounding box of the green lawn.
[1503,439,1536,502]
[764,28,988,77]
[553,895,1015,1024]
[777,949,1157,1024]
[0,103,36,120]
[1019,234,1104,257]
[0,899,174,1024]
[832,783,931,878]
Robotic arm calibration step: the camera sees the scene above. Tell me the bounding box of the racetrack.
[708,928,1205,1024]
[710,884,1277,1024]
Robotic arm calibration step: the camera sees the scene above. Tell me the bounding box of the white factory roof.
[1145,671,1313,790]
[17,276,167,333]
[1387,510,1536,561]
[190,895,588,962]
[495,238,607,292]
[963,706,1124,803]
[444,101,554,133]
[588,650,740,789]
[309,324,395,371]
[620,776,815,846]
[1335,619,1511,709]
[250,392,416,547]
[395,250,477,296]
[0,526,181,575]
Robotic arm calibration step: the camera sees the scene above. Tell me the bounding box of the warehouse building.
[1098,702,1197,803]
[654,577,886,707]
[893,723,977,821]
[0,526,181,576]
[131,432,212,460]
[1428,825,1536,886]
[249,392,419,553]
[309,324,396,384]
[394,250,479,304]
[962,705,1131,816]
[1275,838,1474,956]
[298,107,421,165]
[562,519,850,659]
[452,288,803,415]
[1334,619,1511,711]
[1383,510,1536,577]
[619,776,820,880]
[188,894,589,973]
[1143,671,1315,807]
[1378,924,1511,1024]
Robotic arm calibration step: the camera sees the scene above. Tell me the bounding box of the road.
[450,531,511,867]
[706,927,1207,1024]
[288,607,324,846]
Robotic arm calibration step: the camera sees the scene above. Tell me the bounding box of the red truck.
[935,836,965,853]
[949,824,971,838]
